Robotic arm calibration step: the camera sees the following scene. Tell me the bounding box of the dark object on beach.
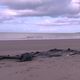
[48,48,63,52]
[20,53,33,62]
[33,51,40,56]
[0,55,20,60]
[48,54,62,57]
[32,51,42,57]
[69,52,78,56]
[66,48,74,52]
[67,48,71,51]
[0,48,80,62]
[0,52,37,62]
[0,53,33,62]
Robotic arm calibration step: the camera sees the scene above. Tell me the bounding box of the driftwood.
[0,53,33,62]
[0,55,20,60]
[0,48,80,62]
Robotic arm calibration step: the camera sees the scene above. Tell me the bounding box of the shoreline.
[0,38,80,41]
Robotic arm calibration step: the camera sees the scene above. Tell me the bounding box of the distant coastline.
[0,32,80,40]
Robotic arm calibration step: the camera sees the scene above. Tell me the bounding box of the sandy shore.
[0,39,80,54]
[0,39,80,80]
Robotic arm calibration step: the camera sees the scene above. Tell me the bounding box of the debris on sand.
[0,48,80,62]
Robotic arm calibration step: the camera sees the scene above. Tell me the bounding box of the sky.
[0,0,80,33]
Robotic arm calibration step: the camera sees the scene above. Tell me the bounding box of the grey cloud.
[5,0,69,10]
[0,0,80,17]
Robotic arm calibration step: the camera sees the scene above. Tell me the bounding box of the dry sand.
[0,39,80,80]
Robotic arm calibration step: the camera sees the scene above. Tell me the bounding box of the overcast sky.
[0,0,80,33]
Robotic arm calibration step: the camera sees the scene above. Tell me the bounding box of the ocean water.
[0,33,80,40]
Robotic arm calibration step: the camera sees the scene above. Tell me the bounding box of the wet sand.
[0,39,80,80]
[0,39,80,51]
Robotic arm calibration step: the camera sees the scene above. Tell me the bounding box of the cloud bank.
[0,0,80,17]
[0,0,80,33]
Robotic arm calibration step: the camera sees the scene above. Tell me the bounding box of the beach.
[0,39,80,54]
[0,39,80,80]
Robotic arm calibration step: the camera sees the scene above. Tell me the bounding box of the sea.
[0,33,80,40]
